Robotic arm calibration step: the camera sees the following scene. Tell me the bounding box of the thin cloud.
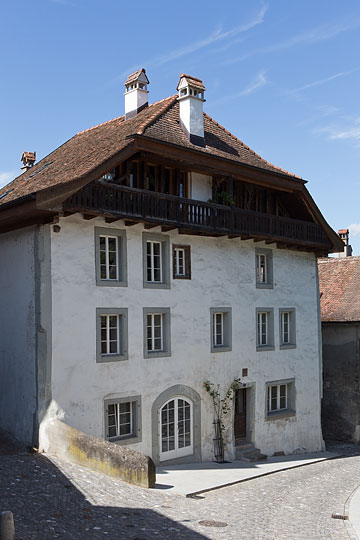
[227,18,360,64]
[211,70,267,105]
[0,171,16,189]
[315,117,360,147]
[118,3,268,79]
[291,68,360,94]
[350,223,360,238]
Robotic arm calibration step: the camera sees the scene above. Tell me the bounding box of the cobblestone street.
[1,443,359,539]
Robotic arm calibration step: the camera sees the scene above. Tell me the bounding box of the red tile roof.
[124,68,149,86]
[177,74,206,91]
[318,256,360,322]
[0,94,302,208]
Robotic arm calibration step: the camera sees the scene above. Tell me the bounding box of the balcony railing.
[64,182,330,248]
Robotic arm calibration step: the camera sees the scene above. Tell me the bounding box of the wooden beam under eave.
[144,223,160,230]
[124,220,139,227]
[83,213,98,220]
[105,217,123,223]
[161,226,178,232]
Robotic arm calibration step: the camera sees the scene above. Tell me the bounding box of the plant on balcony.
[208,190,236,207]
[203,378,242,462]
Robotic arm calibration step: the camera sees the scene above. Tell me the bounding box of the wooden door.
[234,388,247,440]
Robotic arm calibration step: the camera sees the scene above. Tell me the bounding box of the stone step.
[235,444,268,462]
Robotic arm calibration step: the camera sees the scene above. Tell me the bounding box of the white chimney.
[338,229,353,257]
[124,68,149,120]
[21,151,36,173]
[177,74,206,147]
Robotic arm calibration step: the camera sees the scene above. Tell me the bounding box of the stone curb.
[186,453,341,498]
[344,484,360,540]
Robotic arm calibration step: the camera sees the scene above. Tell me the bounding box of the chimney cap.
[124,68,149,87]
[177,74,205,91]
[21,151,36,166]
[338,229,349,235]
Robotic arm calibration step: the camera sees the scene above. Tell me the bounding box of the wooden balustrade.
[64,182,330,248]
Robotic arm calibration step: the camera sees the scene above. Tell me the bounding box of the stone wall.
[322,322,360,442]
[41,419,156,488]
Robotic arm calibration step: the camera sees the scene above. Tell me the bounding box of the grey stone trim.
[143,307,171,359]
[210,307,232,353]
[256,307,275,352]
[34,224,53,448]
[94,227,127,287]
[279,307,297,350]
[96,308,128,363]
[265,378,296,420]
[151,385,201,465]
[142,232,170,289]
[255,247,273,289]
[104,395,142,444]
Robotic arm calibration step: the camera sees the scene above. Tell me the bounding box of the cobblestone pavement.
[1,442,360,539]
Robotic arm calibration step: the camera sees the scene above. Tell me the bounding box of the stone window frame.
[95,227,127,287]
[255,248,273,289]
[143,307,171,359]
[210,307,232,353]
[104,395,142,444]
[265,378,296,421]
[142,233,170,289]
[96,308,128,363]
[172,244,191,279]
[256,307,275,352]
[279,308,296,350]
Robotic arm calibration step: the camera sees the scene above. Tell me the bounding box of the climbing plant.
[203,378,242,462]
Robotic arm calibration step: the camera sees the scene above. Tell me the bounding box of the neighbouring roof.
[318,256,360,322]
[0,94,302,208]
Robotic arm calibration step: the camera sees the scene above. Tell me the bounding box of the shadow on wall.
[0,451,207,540]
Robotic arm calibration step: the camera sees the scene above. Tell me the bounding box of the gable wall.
[43,214,324,461]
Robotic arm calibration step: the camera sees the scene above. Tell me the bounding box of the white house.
[0,70,343,465]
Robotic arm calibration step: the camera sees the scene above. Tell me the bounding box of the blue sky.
[1,0,359,253]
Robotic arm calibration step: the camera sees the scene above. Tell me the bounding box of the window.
[105,396,141,444]
[96,308,128,363]
[95,228,127,287]
[143,308,171,358]
[255,248,273,289]
[256,308,274,351]
[172,245,191,279]
[143,233,170,289]
[210,307,232,353]
[279,308,296,349]
[266,379,295,419]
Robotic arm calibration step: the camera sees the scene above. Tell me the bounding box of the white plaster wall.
[47,215,323,461]
[190,172,212,202]
[125,89,148,115]
[0,226,37,444]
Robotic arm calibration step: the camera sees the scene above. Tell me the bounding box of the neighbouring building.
[319,232,360,443]
[0,70,343,465]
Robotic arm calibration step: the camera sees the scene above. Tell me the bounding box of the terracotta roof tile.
[318,256,360,322]
[124,68,148,86]
[177,74,205,91]
[0,94,301,208]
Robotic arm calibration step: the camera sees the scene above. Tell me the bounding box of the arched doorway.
[160,397,193,461]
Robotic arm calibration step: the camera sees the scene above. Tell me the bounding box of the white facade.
[37,209,324,463]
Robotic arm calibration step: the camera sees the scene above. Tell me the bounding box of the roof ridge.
[77,114,125,135]
[203,112,301,180]
[137,94,178,135]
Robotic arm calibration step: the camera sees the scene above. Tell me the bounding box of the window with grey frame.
[255,248,273,289]
[104,396,141,443]
[172,245,191,279]
[210,307,232,353]
[279,308,296,349]
[95,228,127,287]
[96,308,128,363]
[266,379,295,419]
[143,307,171,358]
[143,233,170,289]
[256,308,274,351]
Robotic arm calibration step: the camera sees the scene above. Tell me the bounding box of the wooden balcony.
[64,182,331,249]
